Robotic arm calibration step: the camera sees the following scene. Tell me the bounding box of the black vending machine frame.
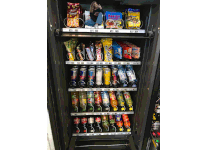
[47,0,160,150]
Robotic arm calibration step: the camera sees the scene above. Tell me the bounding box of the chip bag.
[101,38,113,62]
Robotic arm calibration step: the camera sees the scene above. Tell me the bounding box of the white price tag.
[95,30,98,32]
[110,30,114,33]
[69,29,73,32]
[115,30,119,33]
[75,29,78,32]
[90,30,94,32]
[135,30,139,33]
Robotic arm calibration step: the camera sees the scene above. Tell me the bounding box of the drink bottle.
[96,66,103,87]
[101,91,110,112]
[101,115,110,132]
[109,115,117,132]
[79,66,87,87]
[103,66,111,88]
[71,92,79,112]
[88,117,95,133]
[70,67,78,87]
[123,91,133,111]
[115,115,124,132]
[73,117,80,133]
[95,116,102,133]
[88,66,95,87]
[79,91,87,112]
[122,114,131,132]
[94,91,102,112]
[87,91,94,112]
[116,91,126,111]
[81,117,88,133]
[109,91,118,111]
[111,67,118,87]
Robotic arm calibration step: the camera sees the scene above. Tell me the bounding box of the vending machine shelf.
[65,61,141,65]
[68,88,137,92]
[71,111,134,116]
[72,132,131,136]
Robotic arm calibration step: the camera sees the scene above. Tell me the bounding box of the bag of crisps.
[101,38,113,62]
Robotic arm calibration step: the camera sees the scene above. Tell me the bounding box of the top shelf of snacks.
[60,2,149,37]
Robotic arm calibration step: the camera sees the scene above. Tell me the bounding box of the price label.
[75,29,78,32]
[69,29,73,32]
[115,30,119,33]
[95,30,98,32]
[130,30,134,33]
[90,30,94,32]
[74,62,77,64]
[135,30,139,33]
[110,30,114,33]
[81,62,84,64]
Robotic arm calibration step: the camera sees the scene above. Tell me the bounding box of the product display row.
[64,38,140,61]
[66,2,141,29]
[71,91,134,112]
[73,114,131,133]
[70,65,137,88]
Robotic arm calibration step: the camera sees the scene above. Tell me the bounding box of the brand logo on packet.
[74,118,80,124]
[95,117,101,123]
[81,117,87,124]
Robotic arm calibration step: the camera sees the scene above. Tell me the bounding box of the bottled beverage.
[71,92,79,112]
[109,115,117,132]
[116,91,126,111]
[79,91,87,112]
[74,117,80,133]
[109,91,118,111]
[101,91,110,112]
[103,66,111,87]
[111,67,118,87]
[81,117,88,133]
[96,66,103,87]
[88,66,95,87]
[115,115,124,132]
[101,115,110,132]
[70,67,78,87]
[79,66,87,87]
[123,91,133,111]
[122,114,131,132]
[94,91,102,112]
[87,117,95,133]
[125,65,137,87]
[95,116,102,132]
[117,65,128,87]
[87,91,94,112]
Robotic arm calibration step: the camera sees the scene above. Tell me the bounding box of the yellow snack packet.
[101,38,113,62]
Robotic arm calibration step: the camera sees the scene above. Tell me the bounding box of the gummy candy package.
[124,41,140,59]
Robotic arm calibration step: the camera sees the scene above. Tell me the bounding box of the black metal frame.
[47,0,160,150]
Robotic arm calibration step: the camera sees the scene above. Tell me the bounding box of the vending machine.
[47,0,160,150]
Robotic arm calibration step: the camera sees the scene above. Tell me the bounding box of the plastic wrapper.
[117,65,128,87]
[101,38,113,62]
[116,41,132,59]
[112,41,122,59]
[105,11,123,29]
[64,38,78,61]
[67,2,81,28]
[95,41,103,61]
[125,9,141,29]
[124,41,140,59]
[125,65,137,87]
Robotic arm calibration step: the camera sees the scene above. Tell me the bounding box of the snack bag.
[95,41,103,61]
[124,41,140,59]
[64,38,78,61]
[67,2,81,28]
[85,11,104,29]
[125,9,141,29]
[116,41,132,59]
[112,41,122,59]
[101,38,113,62]
[105,11,123,29]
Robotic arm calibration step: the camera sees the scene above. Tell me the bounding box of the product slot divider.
[72,132,131,136]
[71,111,134,116]
[65,61,141,65]
[68,88,137,92]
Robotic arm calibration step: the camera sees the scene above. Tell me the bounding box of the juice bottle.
[123,91,133,111]
[71,92,79,112]
[116,91,126,111]
[94,91,102,112]
[109,91,118,111]
[122,114,131,132]
[79,91,87,112]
